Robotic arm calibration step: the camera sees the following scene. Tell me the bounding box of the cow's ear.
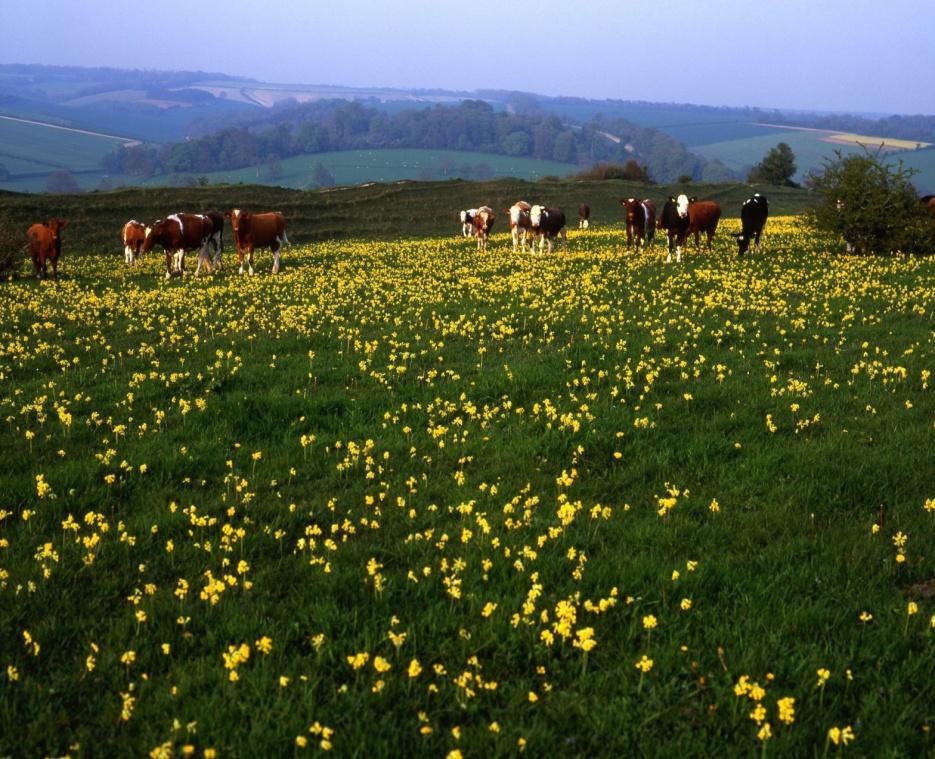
[60,219,69,228]
[224,211,231,219]
[689,196,697,203]
[669,196,676,202]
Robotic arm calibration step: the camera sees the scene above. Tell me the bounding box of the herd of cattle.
[26,208,289,280]
[460,193,770,261]
[24,193,772,281]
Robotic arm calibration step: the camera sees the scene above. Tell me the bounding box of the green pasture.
[0,224,932,756]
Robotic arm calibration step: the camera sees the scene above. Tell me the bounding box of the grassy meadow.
[0,218,933,757]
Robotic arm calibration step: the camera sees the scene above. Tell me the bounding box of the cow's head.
[676,194,689,218]
[141,219,169,254]
[46,218,69,238]
[530,205,546,228]
[226,209,248,235]
[732,231,751,255]
[460,210,468,223]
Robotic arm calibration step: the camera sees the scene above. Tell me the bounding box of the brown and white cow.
[225,209,289,275]
[507,201,532,252]
[27,218,68,280]
[141,213,218,279]
[619,198,656,249]
[578,204,590,229]
[122,220,148,265]
[529,205,566,253]
[472,207,495,251]
[685,196,721,249]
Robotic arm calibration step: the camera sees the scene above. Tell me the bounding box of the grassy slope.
[160,149,579,188]
[0,179,813,252]
[0,225,932,756]
[0,117,128,171]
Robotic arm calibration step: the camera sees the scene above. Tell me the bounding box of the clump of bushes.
[807,148,935,254]
[0,214,25,279]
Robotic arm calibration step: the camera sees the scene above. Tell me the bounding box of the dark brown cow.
[578,203,590,229]
[225,209,289,275]
[472,207,495,251]
[28,218,68,280]
[657,196,689,263]
[619,198,656,249]
[530,205,566,253]
[141,213,218,279]
[507,201,531,252]
[122,220,147,265]
[686,197,722,249]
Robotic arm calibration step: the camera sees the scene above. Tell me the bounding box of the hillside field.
[0,178,815,252]
[0,221,933,756]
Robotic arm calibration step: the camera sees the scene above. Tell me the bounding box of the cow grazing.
[507,201,532,252]
[578,204,590,229]
[27,218,68,279]
[619,198,656,249]
[122,220,148,265]
[141,213,218,279]
[225,209,289,275]
[733,194,769,255]
[686,197,722,249]
[472,207,495,251]
[460,209,478,237]
[529,206,567,254]
[657,197,689,263]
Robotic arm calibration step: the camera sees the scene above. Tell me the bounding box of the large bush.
[0,213,25,279]
[806,149,935,254]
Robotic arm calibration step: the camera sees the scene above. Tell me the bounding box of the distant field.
[0,116,131,171]
[139,149,579,189]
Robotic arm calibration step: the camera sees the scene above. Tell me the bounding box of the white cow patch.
[168,214,184,235]
[676,194,689,218]
[530,205,544,227]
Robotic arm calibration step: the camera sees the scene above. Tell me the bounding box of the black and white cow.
[657,196,690,263]
[460,209,478,237]
[529,205,567,253]
[733,194,769,255]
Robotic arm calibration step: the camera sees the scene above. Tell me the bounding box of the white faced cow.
[472,207,495,251]
[225,209,289,275]
[529,205,567,254]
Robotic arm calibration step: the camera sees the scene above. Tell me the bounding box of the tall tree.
[748,142,798,186]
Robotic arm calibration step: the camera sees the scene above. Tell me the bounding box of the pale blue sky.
[2,0,933,114]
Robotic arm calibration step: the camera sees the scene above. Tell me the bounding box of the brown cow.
[472,207,495,251]
[141,213,218,279]
[27,218,68,280]
[578,204,590,229]
[122,220,148,265]
[507,201,531,252]
[686,197,722,249]
[619,198,656,249]
[225,209,289,275]
[927,196,935,217]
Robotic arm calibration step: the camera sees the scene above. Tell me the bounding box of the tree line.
[101,100,727,184]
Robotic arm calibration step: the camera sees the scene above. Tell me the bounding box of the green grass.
[0,116,129,171]
[0,221,933,756]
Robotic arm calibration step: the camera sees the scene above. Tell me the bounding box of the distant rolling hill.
[1,63,933,193]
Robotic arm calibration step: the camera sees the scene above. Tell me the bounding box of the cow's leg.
[561,229,567,251]
[211,232,223,269]
[272,241,281,274]
[51,257,58,280]
[176,249,186,276]
[165,250,173,279]
[248,245,255,276]
[124,245,132,265]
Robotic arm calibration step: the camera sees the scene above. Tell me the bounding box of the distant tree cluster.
[578,161,652,182]
[102,100,721,184]
[747,142,799,186]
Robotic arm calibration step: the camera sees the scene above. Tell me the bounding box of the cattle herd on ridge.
[25,193,774,281]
